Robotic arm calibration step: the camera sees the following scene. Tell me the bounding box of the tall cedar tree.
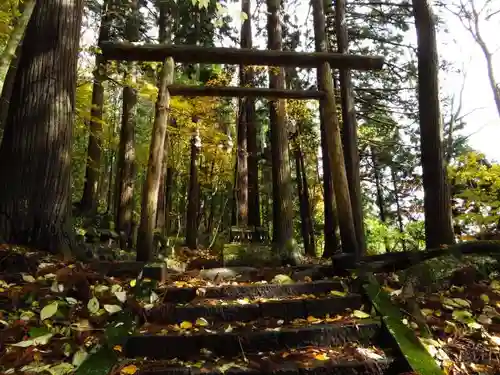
[243,0,261,229]
[335,0,365,254]
[136,1,174,261]
[412,0,455,248]
[0,0,84,258]
[311,0,359,256]
[79,0,112,214]
[311,4,339,257]
[234,0,253,228]
[267,0,294,255]
[115,0,140,249]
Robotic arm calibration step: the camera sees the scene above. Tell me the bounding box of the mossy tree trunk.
[136,2,174,261]
[0,0,84,259]
[311,0,359,256]
[335,0,365,254]
[266,0,294,256]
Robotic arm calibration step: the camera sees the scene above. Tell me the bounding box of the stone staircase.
[116,266,412,375]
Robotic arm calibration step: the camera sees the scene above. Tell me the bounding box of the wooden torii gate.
[99,41,384,260]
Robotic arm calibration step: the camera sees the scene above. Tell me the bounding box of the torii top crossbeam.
[99,42,384,71]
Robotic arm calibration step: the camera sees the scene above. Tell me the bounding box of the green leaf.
[12,333,53,347]
[40,301,59,321]
[48,363,74,375]
[353,310,370,319]
[72,349,89,367]
[87,297,99,314]
[22,274,36,283]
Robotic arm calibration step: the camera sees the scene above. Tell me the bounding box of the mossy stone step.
[161,280,347,304]
[124,320,381,359]
[145,295,363,324]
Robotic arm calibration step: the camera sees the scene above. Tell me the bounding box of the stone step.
[122,343,405,375]
[144,294,364,324]
[159,279,348,304]
[124,320,381,359]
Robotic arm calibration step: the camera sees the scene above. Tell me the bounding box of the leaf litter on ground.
[114,343,387,375]
[378,264,500,375]
[0,246,140,375]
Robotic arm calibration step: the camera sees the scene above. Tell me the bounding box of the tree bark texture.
[80,0,112,214]
[186,132,201,249]
[335,0,365,254]
[412,0,455,248]
[115,0,140,249]
[311,0,359,256]
[136,58,174,261]
[0,0,84,258]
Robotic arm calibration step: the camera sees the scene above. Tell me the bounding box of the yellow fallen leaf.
[180,321,193,329]
[330,290,347,297]
[129,279,137,287]
[307,316,320,323]
[121,365,138,375]
[113,345,122,352]
[195,317,209,327]
[480,294,490,303]
[314,353,329,361]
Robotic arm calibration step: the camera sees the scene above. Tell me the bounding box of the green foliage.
[449,151,500,237]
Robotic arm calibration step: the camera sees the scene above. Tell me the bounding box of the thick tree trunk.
[136,2,174,261]
[242,0,260,229]
[80,0,112,214]
[186,131,201,249]
[115,0,139,249]
[412,0,454,248]
[335,0,365,254]
[234,0,250,226]
[311,9,338,257]
[235,102,248,226]
[0,0,84,258]
[136,58,174,261]
[311,0,359,256]
[267,0,294,255]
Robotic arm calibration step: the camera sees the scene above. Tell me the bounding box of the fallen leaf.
[121,364,138,375]
[195,317,209,327]
[72,349,88,367]
[353,310,370,319]
[114,291,127,303]
[330,290,347,297]
[180,321,193,329]
[22,274,36,283]
[314,353,329,361]
[87,297,100,314]
[104,304,123,315]
[40,301,59,321]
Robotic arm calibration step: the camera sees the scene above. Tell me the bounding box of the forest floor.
[0,244,499,375]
